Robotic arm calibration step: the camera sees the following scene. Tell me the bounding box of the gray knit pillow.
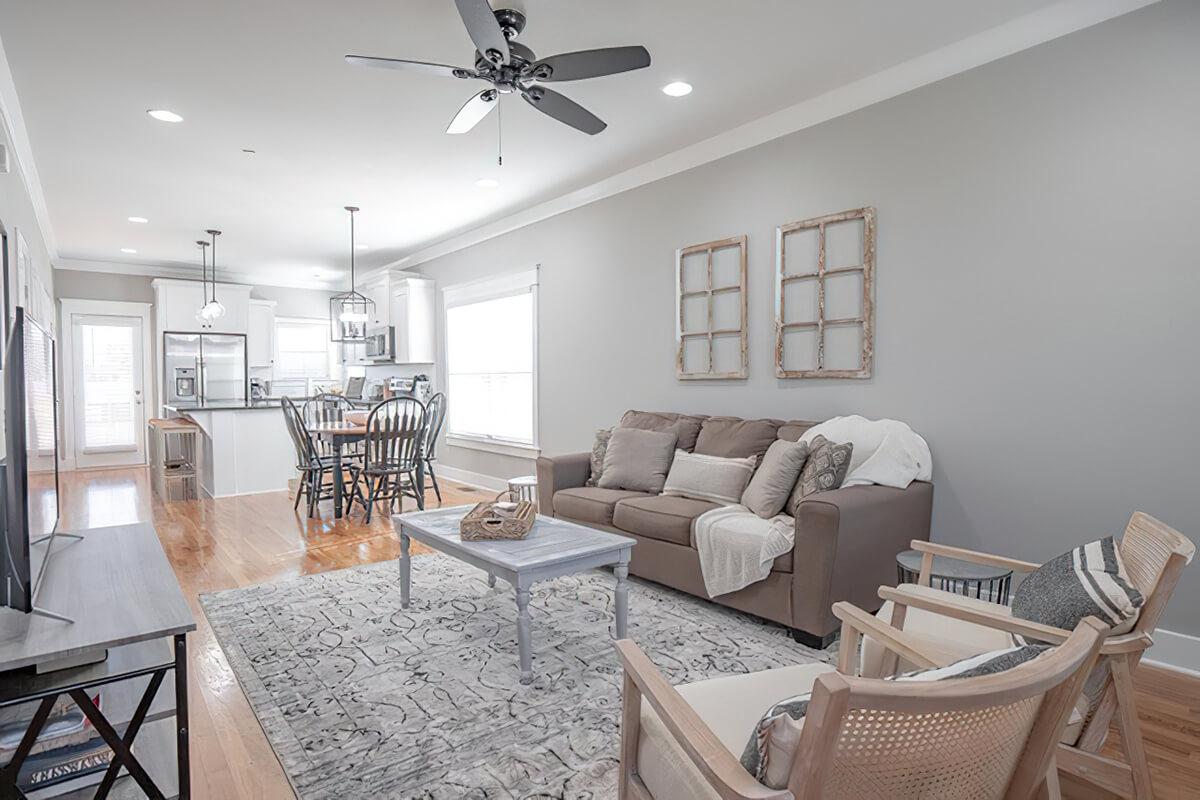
[742,439,809,518]
[740,644,1049,788]
[1012,537,1143,637]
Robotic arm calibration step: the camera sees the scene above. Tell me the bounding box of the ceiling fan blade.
[446,90,497,134]
[532,46,651,82]
[522,87,606,135]
[454,0,510,65]
[345,54,475,80]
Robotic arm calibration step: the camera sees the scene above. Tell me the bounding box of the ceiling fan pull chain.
[497,93,503,167]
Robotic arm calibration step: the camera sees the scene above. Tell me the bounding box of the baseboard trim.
[1143,627,1200,677]
[435,465,511,493]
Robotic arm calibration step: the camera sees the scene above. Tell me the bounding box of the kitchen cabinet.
[152,279,251,335]
[389,275,436,364]
[247,299,276,367]
[362,276,390,328]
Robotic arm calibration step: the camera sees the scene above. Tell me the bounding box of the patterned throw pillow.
[787,435,853,515]
[740,644,1049,788]
[1012,537,1144,637]
[585,428,613,487]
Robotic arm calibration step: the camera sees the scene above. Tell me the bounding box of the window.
[444,269,537,450]
[273,317,337,397]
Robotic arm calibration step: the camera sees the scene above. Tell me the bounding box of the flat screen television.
[1,306,60,613]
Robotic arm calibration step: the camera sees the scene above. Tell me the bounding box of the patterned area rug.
[201,555,834,799]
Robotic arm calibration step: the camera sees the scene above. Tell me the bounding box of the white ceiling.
[2,0,1068,288]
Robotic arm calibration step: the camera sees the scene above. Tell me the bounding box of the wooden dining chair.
[355,396,427,523]
[421,392,447,503]
[303,392,363,460]
[281,396,360,518]
[616,613,1107,800]
[866,512,1194,800]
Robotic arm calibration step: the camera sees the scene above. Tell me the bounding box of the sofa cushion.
[553,487,650,527]
[787,435,853,514]
[584,427,613,487]
[776,419,819,443]
[694,417,782,460]
[742,439,810,518]
[613,495,720,546]
[619,410,706,452]
[598,427,678,493]
[663,450,756,505]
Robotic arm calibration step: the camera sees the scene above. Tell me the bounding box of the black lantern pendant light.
[194,239,212,327]
[329,206,374,342]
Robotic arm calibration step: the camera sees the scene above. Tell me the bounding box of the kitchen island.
[164,401,297,498]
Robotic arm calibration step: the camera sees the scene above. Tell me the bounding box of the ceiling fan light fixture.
[147,109,184,123]
[662,81,693,97]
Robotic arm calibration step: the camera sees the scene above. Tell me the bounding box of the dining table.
[309,420,367,519]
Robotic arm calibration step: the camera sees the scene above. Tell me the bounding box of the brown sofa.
[536,410,933,647]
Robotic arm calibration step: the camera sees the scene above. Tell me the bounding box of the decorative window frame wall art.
[775,207,875,379]
[675,235,748,380]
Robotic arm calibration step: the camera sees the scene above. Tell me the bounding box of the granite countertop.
[165,400,285,412]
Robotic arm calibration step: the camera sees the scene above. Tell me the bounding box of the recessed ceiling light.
[661,81,693,97]
[120,248,138,254]
[146,109,183,123]
[127,216,148,224]
[355,244,369,250]
[475,178,499,189]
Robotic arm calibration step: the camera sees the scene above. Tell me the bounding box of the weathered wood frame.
[775,207,875,379]
[675,236,748,380]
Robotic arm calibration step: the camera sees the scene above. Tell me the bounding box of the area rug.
[201,555,834,799]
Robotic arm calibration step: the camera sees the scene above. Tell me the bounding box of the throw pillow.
[1012,537,1144,636]
[787,435,853,515]
[662,451,757,505]
[597,428,678,494]
[740,644,1050,788]
[741,440,810,518]
[585,428,613,487]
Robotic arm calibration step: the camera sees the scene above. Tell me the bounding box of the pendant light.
[203,229,226,321]
[329,206,374,342]
[194,239,212,327]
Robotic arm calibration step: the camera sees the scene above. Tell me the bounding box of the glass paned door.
[71,314,146,468]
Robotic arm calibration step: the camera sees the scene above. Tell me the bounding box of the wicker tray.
[460,492,537,541]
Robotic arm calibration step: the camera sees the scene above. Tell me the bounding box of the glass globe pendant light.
[329,206,374,342]
[194,239,213,327]
[203,229,226,321]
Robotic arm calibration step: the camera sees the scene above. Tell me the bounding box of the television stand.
[0,522,196,798]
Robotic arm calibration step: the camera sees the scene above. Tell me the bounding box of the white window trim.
[273,315,339,390]
[441,266,539,454]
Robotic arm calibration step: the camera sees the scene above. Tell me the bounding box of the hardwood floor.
[52,468,1199,799]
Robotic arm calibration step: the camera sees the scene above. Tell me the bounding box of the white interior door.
[71,314,146,468]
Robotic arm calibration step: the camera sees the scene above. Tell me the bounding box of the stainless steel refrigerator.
[163,332,247,407]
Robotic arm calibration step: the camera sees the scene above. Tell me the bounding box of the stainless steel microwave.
[365,326,395,361]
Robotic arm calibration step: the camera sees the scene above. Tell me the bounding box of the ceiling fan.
[345,0,651,136]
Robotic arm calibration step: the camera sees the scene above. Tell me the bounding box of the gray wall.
[414,1,1200,634]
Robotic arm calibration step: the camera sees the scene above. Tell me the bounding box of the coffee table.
[393,506,636,684]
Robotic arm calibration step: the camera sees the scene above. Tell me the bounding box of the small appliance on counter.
[363,379,386,402]
[388,374,432,404]
[249,377,271,400]
[344,375,366,400]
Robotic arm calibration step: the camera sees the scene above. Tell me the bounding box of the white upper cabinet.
[247,300,276,367]
[390,274,435,364]
[152,279,251,335]
[363,277,390,329]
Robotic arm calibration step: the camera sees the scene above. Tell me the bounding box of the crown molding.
[0,31,58,258]
[385,0,1158,272]
[53,257,337,291]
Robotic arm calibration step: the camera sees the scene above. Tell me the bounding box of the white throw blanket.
[693,505,795,597]
[800,415,932,489]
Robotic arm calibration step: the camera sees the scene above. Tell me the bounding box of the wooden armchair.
[615,611,1107,800]
[871,511,1193,800]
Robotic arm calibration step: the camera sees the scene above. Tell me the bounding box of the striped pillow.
[740,644,1049,788]
[1012,537,1144,636]
[661,450,756,505]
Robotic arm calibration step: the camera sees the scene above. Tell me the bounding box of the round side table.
[895,549,1013,605]
[508,475,538,509]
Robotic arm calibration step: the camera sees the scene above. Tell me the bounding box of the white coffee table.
[393,506,636,684]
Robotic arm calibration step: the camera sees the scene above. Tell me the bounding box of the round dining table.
[309,421,367,519]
